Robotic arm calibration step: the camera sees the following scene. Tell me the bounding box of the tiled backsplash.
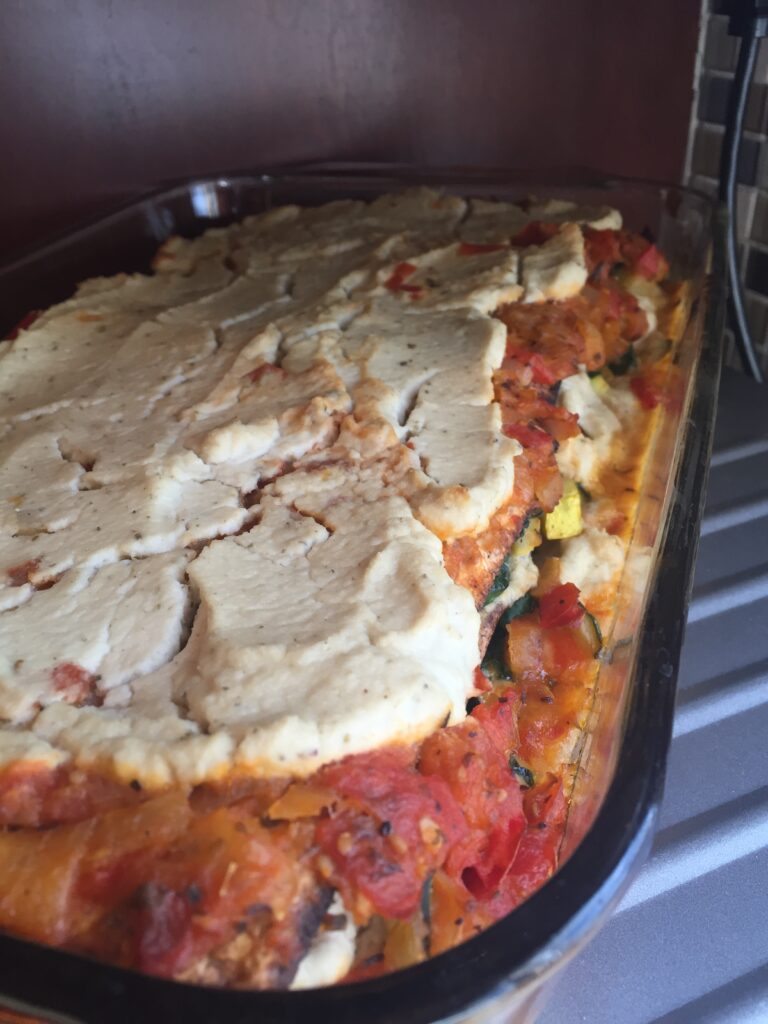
[687,12,768,371]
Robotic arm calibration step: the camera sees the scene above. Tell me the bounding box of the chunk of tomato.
[584,228,621,276]
[483,774,566,917]
[51,663,99,706]
[502,423,553,450]
[469,691,520,755]
[420,702,526,894]
[510,221,560,248]
[316,748,468,920]
[539,583,584,629]
[384,261,422,295]
[543,625,595,684]
[630,373,662,409]
[126,810,312,977]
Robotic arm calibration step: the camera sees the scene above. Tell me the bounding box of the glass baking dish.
[0,165,725,1024]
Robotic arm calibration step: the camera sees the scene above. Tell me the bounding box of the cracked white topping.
[409,401,520,538]
[0,188,610,785]
[0,311,144,420]
[181,494,478,775]
[555,370,639,489]
[460,196,623,244]
[0,474,248,587]
[521,224,588,303]
[526,198,623,231]
[559,371,622,440]
[182,360,352,491]
[460,199,530,244]
[310,304,520,537]
[40,259,234,327]
[0,428,83,537]
[560,526,625,596]
[375,243,522,313]
[0,554,189,721]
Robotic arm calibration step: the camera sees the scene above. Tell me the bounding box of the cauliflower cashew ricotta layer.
[0,189,629,789]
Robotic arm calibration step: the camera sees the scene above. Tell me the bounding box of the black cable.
[717,9,766,381]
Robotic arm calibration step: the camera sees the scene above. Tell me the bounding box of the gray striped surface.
[539,370,768,1024]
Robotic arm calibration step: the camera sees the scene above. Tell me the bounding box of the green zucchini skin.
[483,556,511,608]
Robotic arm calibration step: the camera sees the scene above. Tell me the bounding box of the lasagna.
[0,189,689,987]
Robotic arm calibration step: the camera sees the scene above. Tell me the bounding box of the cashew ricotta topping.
[0,190,616,787]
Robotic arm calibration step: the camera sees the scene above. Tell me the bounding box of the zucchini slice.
[580,610,603,656]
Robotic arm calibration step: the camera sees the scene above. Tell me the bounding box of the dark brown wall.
[1,0,700,261]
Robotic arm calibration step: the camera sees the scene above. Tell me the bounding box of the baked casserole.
[0,189,689,987]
